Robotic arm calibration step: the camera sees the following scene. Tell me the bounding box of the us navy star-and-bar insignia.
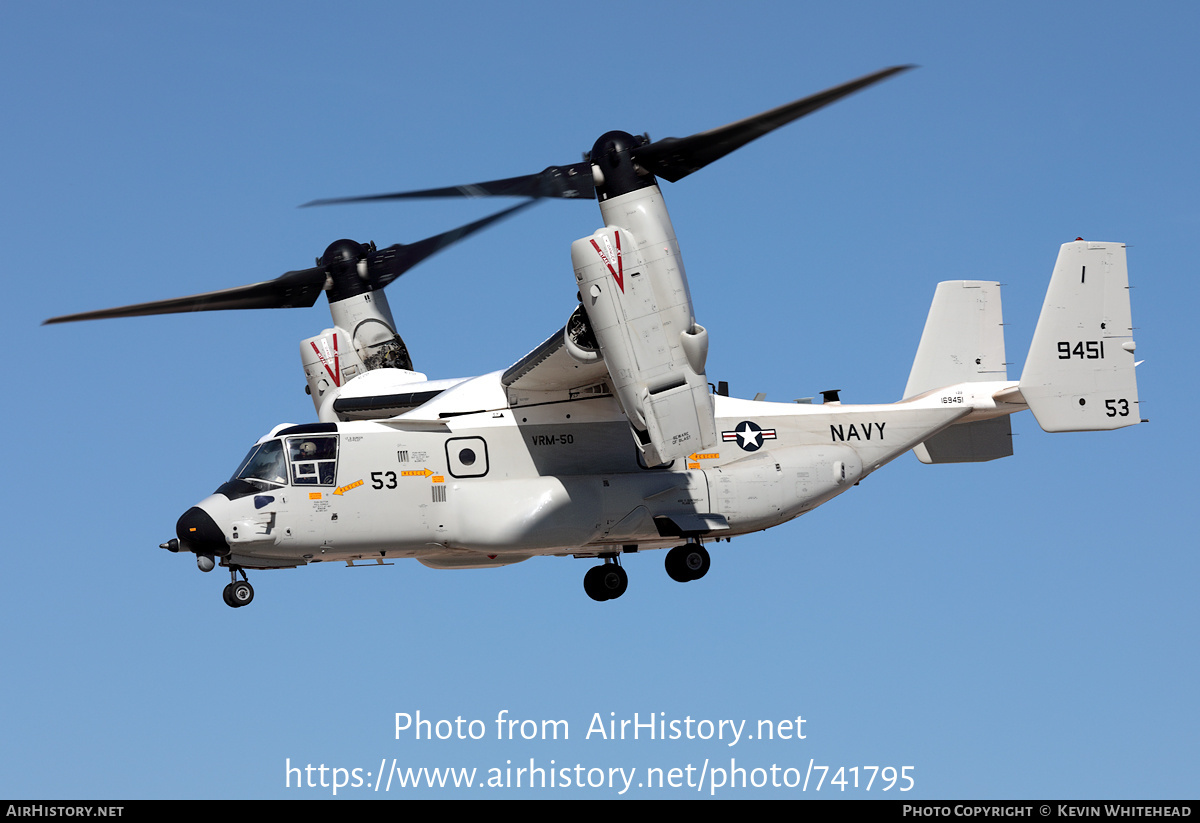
[722,421,777,452]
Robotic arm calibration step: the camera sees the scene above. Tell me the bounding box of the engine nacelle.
[300,327,368,414]
[571,226,715,465]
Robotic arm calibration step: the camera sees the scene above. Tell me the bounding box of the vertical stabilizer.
[904,281,1007,399]
[1019,241,1140,432]
[904,281,1012,463]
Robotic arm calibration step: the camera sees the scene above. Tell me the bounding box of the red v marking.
[311,334,341,387]
[590,231,624,292]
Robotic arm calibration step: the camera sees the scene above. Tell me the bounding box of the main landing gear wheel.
[583,562,628,602]
[665,542,710,583]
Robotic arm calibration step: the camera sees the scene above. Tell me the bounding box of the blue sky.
[2,1,1197,799]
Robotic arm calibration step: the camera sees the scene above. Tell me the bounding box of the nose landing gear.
[221,566,254,608]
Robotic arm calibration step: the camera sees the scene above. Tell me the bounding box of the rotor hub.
[320,239,374,303]
[320,239,367,269]
[589,131,655,200]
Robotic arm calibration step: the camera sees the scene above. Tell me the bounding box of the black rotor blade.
[302,162,595,207]
[43,267,328,325]
[366,201,535,289]
[635,65,915,183]
[43,204,532,325]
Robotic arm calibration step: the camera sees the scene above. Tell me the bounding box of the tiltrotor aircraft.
[45,67,1142,607]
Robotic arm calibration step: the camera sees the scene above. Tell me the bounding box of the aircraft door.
[285,434,340,549]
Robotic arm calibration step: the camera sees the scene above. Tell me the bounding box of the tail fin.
[904,281,1013,463]
[1019,241,1140,432]
[904,280,1007,399]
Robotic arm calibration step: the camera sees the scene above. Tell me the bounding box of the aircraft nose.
[176,506,229,556]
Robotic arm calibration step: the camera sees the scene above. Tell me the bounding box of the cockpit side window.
[287,435,338,486]
[233,440,288,488]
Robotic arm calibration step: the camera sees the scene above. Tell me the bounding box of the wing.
[501,316,611,404]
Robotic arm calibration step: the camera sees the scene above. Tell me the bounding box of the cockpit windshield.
[232,440,288,489]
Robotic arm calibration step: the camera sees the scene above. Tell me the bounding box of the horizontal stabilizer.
[914,416,1013,463]
[1019,241,1140,432]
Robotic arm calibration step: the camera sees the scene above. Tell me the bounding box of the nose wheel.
[222,567,254,608]
[583,558,628,602]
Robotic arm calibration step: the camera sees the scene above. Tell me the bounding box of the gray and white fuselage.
[186,372,995,572]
